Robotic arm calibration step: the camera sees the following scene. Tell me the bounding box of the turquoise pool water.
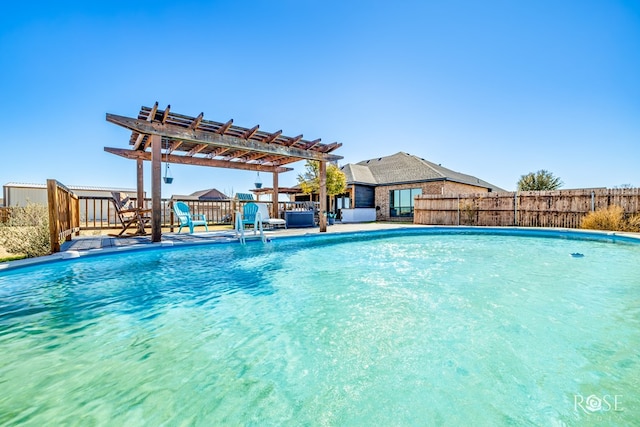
[0,229,639,425]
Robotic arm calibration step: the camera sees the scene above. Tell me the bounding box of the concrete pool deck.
[2,222,639,272]
[59,222,421,251]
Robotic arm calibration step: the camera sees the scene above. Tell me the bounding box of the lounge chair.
[111,192,152,236]
[256,203,286,229]
[173,201,209,234]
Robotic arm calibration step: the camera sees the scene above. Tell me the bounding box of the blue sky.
[1,0,639,198]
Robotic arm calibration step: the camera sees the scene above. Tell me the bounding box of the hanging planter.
[163,148,173,184]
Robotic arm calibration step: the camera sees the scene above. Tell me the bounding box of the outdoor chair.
[242,203,259,229]
[256,203,286,229]
[110,192,152,237]
[172,201,209,234]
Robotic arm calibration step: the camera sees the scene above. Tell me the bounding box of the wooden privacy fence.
[414,188,640,228]
[47,179,80,252]
[0,207,10,223]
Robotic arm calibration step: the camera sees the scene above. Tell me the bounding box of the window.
[389,188,422,217]
[337,197,350,209]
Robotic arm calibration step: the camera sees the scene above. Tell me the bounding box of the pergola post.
[319,161,327,232]
[151,134,162,242]
[136,158,144,209]
[272,171,279,218]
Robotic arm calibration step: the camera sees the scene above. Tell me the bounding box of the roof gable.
[340,164,377,185]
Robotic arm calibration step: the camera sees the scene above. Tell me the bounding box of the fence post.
[169,200,174,232]
[47,179,61,253]
[514,192,518,226]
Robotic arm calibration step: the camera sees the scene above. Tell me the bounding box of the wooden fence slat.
[415,188,640,228]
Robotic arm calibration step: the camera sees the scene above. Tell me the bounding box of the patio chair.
[256,203,286,229]
[242,202,259,229]
[111,192,152,236]
[173,201,209,234]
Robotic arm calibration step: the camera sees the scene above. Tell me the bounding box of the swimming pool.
[1,228,639,425]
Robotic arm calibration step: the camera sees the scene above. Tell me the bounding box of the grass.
[0,254,26,263]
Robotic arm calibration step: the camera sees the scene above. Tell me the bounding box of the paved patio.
[59,222,419,252]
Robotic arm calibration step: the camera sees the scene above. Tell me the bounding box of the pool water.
[1,230,639,425]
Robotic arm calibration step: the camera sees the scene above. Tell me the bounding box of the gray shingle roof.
[340,164,377,185]
[189,188,228,200]
[341,152,503,191]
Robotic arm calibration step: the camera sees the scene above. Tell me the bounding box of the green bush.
[581,205,640,232]
[0,203,51,258]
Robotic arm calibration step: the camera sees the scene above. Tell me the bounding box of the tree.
[517,170,563,191]
[297,160,347,210]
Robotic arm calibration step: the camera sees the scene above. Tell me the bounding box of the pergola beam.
[107,113,342,162]
[104,147,293,173]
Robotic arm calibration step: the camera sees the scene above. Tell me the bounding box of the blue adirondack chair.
[242,202,259,229]
[173,201,209,234]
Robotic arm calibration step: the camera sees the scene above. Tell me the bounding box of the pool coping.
[1,224,639,272]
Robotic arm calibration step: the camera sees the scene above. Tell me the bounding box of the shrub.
[581,205,640,232]
[0,203,50,258]
[625,214,640,232]
[460,203,477,225]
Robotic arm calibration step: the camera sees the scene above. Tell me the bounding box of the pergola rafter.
[104,147,293,173]
[105,103,343,241]
[217,119,234,135]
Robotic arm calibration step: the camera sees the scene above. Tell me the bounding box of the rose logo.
[585,395,602,412]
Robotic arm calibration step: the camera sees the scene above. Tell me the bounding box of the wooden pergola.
[105,103,343,242]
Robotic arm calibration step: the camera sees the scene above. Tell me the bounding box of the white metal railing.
[234,210,266,244]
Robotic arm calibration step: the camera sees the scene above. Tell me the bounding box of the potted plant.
[325,211,336,225]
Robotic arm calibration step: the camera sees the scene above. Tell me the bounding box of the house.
[169,188,232,223]
[339,152,503,221]
[171,188,229,201]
